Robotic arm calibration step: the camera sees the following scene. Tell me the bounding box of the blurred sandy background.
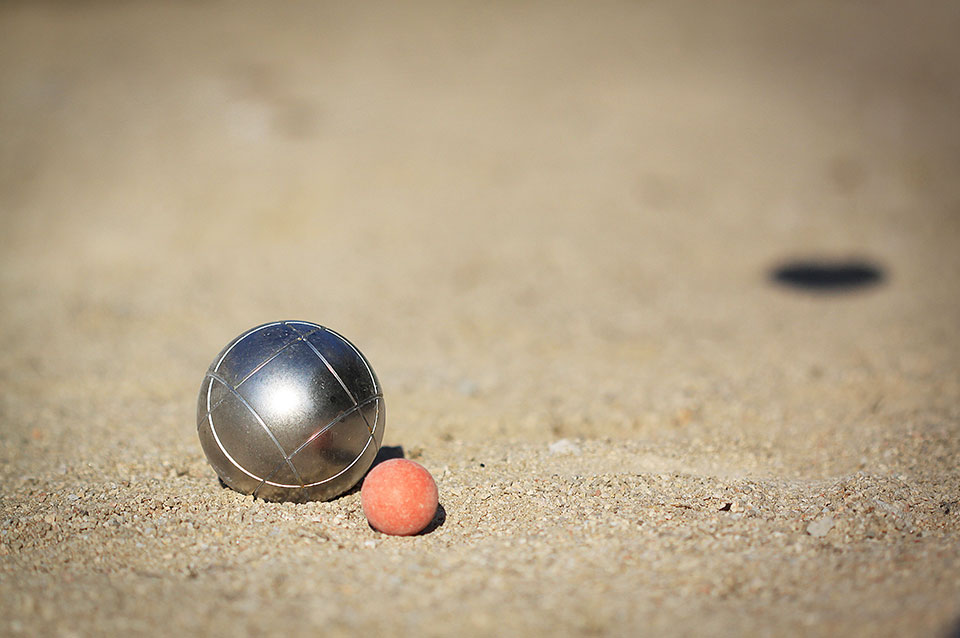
[1,2,958,636]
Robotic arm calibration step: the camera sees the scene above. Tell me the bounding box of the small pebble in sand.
[807,516,835,538]
[361,459,438,536]
[548,439,581,456]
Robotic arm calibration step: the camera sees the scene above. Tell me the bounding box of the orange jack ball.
[361,459,439,536]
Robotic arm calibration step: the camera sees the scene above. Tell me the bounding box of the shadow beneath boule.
[371,445,406,468]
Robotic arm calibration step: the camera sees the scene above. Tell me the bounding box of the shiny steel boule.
[196,321,384,502]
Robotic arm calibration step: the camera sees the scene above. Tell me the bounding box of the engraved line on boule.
[291,429,379,499]
[304,427,377,489]
[323,327,380,438]
[288,393,383,459]
[252,462,289,498]
[230,325,323,389]
[301,412,380,490]
[252,393,383,495]
[197,327,323,429]
[205,371,304,488]
[210,321,318,385]
[197,376,227,432]
[284,320,326,333]
[211,321,285,376]
[287,323,358,401]
[323,326,381,395]
[367,391,381,441]
[287,323,375,436]
[304,325,381,432]
[206,374,300,488]
[204,376,270,486]
[299,396,381,488]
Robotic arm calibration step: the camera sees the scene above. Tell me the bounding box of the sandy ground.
[2,1,959,636]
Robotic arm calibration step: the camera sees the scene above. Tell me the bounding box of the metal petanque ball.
[196,320,384,502]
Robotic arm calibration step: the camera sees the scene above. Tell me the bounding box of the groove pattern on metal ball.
[196,320,384,502]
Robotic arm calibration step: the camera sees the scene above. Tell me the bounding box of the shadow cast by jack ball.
[418,503,446,535]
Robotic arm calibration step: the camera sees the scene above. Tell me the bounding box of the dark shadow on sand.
[770,259,885,292]
[371,445,406,467]
[418,503,446,535]
[946,616,960,638]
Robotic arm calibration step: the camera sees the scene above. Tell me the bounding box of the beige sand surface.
[1,2,959,636]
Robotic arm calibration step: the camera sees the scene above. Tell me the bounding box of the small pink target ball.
[361,459,439,535]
